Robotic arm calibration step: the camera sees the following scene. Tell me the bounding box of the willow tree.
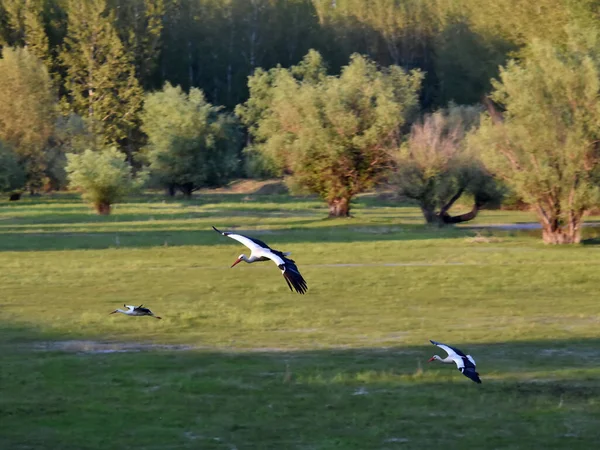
[237,50,422,217]
[141,83,242,197]
[469,31,600,244]
[392,105,503,225]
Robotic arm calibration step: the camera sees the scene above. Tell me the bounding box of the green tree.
[469,31,600,244]
[237,50,422,217]
[0,141,25,196]
[455,0,597,48]
[60,0,143,153]
[44,114,95,191]
[392,105,503,225]
[0,0,62,71]
[141,83,241,197]
[112,0,165,89]
[0,46,57,192]
[66,147,146,215]
[432,18,513,105]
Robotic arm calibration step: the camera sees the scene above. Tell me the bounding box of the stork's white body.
[213,226,307,294]
[225,234,290,266]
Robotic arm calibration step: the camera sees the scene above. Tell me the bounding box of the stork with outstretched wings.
[213,226,308,294]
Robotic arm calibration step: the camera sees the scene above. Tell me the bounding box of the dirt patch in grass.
[200,179,289,195]
[31,340,194,354]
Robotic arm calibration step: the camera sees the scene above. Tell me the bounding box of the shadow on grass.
[7,192,600,252]
[2,320,600,449]
[0,223,479,252]
[0,192,415,224]
[0,192,326,209]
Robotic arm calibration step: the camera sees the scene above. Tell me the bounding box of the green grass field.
[1,190,600,449]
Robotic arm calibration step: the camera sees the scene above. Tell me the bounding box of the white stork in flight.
[110,304,162,319]
[428,340,481,384]
[212,226,308,294]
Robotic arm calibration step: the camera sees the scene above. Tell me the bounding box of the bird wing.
[461,367,482,384]
[466,355,476,367]
[124,305,136,311]
[264,251,308,295]
[430,340,467,357]
[133,305,152,314]
[213,226,271,253]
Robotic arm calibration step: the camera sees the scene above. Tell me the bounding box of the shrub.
[66,148,146,215]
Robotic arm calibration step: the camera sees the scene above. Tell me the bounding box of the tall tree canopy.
[469,30,600,244]
[0,47,57,192]
[112,0,165,89]
[60,0,143,152]
[237,50,422,216]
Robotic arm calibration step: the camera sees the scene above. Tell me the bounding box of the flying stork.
[212,226,308,294]
[109,304,162,319]
[428,340,481,384]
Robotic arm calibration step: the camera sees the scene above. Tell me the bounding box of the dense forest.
[2,0,600,243]
[4,0,596,110]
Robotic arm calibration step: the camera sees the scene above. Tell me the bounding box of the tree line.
[1,0,600,244]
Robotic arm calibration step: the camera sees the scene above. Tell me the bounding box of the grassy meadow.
[1,186,600,449]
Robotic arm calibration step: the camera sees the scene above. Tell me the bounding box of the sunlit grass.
[1,191,600,449]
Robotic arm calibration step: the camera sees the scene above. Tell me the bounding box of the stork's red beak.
[230,258,242,268]
[428,357,435,362]
[109,310,117,315]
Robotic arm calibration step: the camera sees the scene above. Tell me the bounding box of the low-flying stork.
[428,340,481,384]
[109,304,162,319]
[212,226,308,294]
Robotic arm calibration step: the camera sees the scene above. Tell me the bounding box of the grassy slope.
[1,192,600,449]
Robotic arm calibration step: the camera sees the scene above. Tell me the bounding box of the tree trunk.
[420,202,481,226]
[166,184,177,197]
[536,208,582,244]
[328,197,350,217]
[439,202,481,224]
[541,223,581,244]
[421,206,439,224]
[95,202,111,215]
[179,183,194,199]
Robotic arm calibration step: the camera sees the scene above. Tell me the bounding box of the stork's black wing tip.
[282,270,308,294]
[430,340,438,345]
[463,368,482,384]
